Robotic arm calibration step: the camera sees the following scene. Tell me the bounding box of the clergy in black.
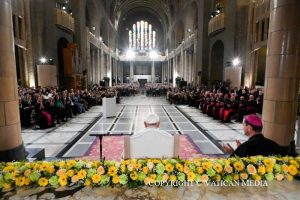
[222,114,282,157]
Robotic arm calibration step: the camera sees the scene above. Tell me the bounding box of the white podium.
[103,96,117,118]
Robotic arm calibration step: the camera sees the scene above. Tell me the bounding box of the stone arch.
[210,40,224,82]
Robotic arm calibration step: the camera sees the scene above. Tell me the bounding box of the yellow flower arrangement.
[92,174,101,184]
[112,176,119,184]
[165,163,174,173]
[108,166,118,176]
[233,161,244,172]
[38,177,49,187]
[0,156,299,190]
[77,169,87,179]
[58,174,68,186]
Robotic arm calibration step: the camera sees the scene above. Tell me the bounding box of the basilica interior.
[0,0,300,198]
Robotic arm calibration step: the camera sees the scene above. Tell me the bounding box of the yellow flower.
[57,160,66,168]
[162,173,169,182]
[3,183,12,190]
[184,165,190,174]
[144,177,151,185]
[240,173,248,180]
[15,176,26,187]
[38,177,49,187]
[66,160,76,169]
[288,165,298,176]
[133,163,141,170]
[197,167,204,174]
[266,166,273,173]
[214,174,221,181]
[233,173,239,181]
[66,170,75,177]
[3,165,14,172]
[108,166,118,176]
[39,162,49,171]
[282,164,289,173]
[258,165,266,175]
[58,174,68,186]
[112,175,119,184]
[56,169,66,177]
[176,163,183,172]
[286,174,293,181]
[187,172,196,182]
[290,160,299,168]
[201,175,209,183]
[92,174,101,184]
[71,175,79,183]
[252,174,261,181]
[213,163,223,173]
[153,159,160,164]
[275,174,284,181]
[47,165,55,174]
[150,174,157,180]
[120,164,126,173]
[97,166,105,175]
[77,169,87,179]
[24,178,31,186]
[169,175,177,181]
[233,161,244,172]
[263,159,274,168]
[225,165,233,174]
[24,169,32,177]
[193,159,201,166]
[246,164,257,175]
[202,161,213,170]
[250,157,258,164]
[130,171,138,181]
[127,164,134,171]
[142,166,149,174]
[165,163,174,173]
[84,179,91,186]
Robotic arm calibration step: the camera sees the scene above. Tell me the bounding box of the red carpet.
[83,135,205,160]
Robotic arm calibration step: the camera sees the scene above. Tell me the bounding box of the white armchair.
[124,129,179,159]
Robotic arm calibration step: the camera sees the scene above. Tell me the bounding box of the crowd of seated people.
[145,83,169,96]
[167,84,264,123]
[19,86,119,129]
[112,83,140,96]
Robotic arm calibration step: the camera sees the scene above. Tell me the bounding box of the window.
[128,20,156,51]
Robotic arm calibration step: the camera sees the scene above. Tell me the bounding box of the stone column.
[262,0,300,149]
[97,49,101,84]
[0,0,25,161]
[151,61,155,83]
[100,49,104,80]
[130,61,134,83]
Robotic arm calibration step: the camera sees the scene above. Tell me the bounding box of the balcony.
[53,8,74,33]
[208,13,225,35]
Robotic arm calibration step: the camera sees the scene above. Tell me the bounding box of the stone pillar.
[130,61,134,83]
[97,49,101,84]
[100,49,104,80]
[0,0,25,161]
[262,0,300,149]
[151,61,155,83]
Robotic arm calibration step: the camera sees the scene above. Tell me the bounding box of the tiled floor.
[21,106,103,157]
[22,94,299,159]
[63,102,224,158]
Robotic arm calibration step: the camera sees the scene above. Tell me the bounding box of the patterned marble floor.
[22,94,299,159]
[63,103,224,158]
[21,106,103,158]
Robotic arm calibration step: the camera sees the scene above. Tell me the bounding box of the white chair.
[124,129,179,159]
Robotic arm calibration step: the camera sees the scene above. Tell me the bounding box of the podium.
[103,96,117,118]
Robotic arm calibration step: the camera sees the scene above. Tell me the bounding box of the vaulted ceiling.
[107,0,178,51]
